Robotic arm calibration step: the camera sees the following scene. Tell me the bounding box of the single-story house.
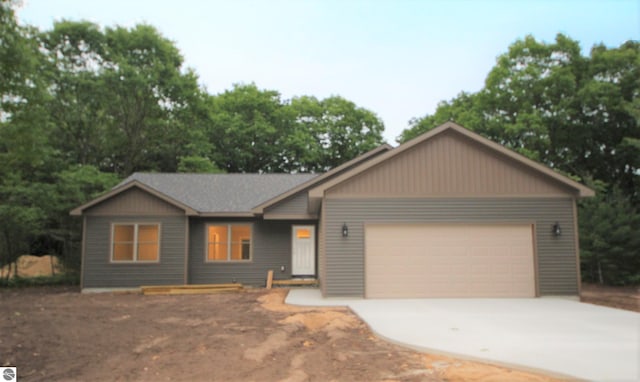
[71,122,594,298]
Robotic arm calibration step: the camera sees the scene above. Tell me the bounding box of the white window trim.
[205,223,253,263]
[110,222,161,263]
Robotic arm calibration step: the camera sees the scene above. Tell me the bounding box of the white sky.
[17,0,640,143]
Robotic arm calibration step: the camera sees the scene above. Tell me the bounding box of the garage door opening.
[365,224,536,298]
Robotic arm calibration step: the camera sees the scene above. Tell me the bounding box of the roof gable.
[72,173,318,216]
[310,122,594,200]
[81,186,187,216]
[70,181,196,216]
[251,144,392,214]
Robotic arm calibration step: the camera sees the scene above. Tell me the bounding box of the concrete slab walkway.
[286,289,640,381]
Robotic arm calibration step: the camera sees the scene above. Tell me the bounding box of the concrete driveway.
[286,289,640,381]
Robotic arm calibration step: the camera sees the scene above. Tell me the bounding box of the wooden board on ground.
[272,279,318,286]
[266,270,274,289]
[141,283,243,296]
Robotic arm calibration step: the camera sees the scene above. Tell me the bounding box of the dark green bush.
[0,273,80,288]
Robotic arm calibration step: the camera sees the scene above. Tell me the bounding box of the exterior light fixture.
[552,222,561,237]
[342,223,349,237]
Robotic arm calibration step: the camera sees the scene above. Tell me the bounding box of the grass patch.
[0,273,79,288]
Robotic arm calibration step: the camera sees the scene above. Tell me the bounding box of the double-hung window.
[112,223,160,262]
[207,224,251,262]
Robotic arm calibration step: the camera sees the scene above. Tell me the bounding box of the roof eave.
[197,212,256,218]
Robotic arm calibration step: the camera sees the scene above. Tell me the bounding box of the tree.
[206,85,386,173]
[398,91,482,143]
[288,95,385,172]
[579,183,640,285]
[177,156,223,173]
[0,1,56,275]
[41,21,208,176]
[0,175,46,280]
[207,83,293,173]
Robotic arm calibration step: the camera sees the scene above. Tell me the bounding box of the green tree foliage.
[0,5,386,274]
[579,184,640,285]
[41,21,206,175]
[288,95,385,172]
[0,175,46,280]
[208,83,293,173]
[0,1,52,276]
[208,84,386,173]
[177,156,223,173]
[401,34,640,285]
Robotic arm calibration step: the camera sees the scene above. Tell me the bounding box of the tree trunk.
[597,260,604,284]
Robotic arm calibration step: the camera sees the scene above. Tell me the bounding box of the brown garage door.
[365,224,536,298]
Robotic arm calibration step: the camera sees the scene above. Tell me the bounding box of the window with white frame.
[112,223,160,262]
[206,224,251,261]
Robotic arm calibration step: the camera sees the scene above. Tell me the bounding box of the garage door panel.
[365,224,535,298]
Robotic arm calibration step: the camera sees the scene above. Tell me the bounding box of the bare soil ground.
[2,284,635,382]
[580,282,640,312]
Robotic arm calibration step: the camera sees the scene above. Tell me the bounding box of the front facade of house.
[72,122,594,298]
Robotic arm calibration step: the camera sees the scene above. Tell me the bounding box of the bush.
[0,273,80,288]
[579,186,640,286]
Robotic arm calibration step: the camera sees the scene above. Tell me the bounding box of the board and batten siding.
[322,198,577,297]
[328,130,574,197]
[83,215,187,288]
[189,219,309,286]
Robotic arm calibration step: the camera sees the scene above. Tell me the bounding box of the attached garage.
[365,224,536,298]
[313,122,594,298]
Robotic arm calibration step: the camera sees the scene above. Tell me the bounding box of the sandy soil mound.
[0,255,61,278]
[280,310,359,331]
[422,354,559,381]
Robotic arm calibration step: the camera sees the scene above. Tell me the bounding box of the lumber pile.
[265,270,319,288]
[271,279,318,287]
[141,283,243,295]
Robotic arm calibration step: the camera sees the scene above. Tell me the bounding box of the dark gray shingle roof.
[120,173,318,213]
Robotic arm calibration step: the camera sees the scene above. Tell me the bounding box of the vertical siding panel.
[329,131,573,196]
[323,198,578,297]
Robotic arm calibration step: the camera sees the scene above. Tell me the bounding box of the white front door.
[292,225,315,276]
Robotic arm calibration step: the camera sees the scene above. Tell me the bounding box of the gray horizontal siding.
[83,216,186,288]
[323,198,577,297]
[264,193,310,216]
[189,219,311,286]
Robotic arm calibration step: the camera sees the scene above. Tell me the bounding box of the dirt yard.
[580,282,640,313]
[1,284,635,382]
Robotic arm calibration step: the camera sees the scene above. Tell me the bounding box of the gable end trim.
[70,180,197,216]
[309,122,595,200]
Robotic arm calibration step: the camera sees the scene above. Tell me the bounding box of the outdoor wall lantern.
[552,222,561,237]
[342,223,349,237]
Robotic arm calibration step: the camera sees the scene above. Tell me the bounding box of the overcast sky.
[17,0,639,143]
